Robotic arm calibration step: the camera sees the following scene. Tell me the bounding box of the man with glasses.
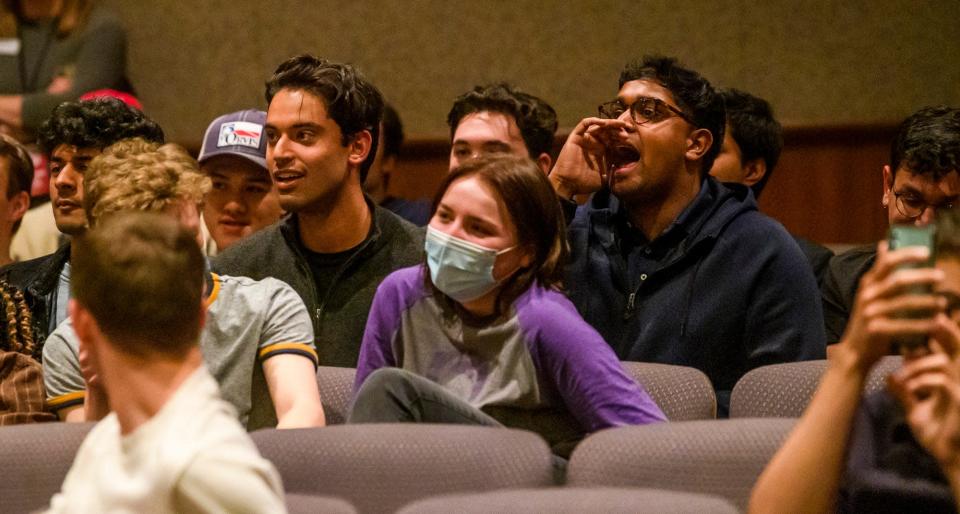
[548,56,825,415]
[822,106,960,345]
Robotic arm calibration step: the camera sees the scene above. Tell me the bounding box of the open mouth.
[273,169,305,189]
[607,145,641,173]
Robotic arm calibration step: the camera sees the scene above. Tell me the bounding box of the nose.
[222,196,248,215]
[54,164,78,193]
[916,205,938,226]
[271,134,293,169]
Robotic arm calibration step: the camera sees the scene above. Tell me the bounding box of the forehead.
[266,88,334,127]
[442,175,513,225]
[894,167,960,194]
[201,155,269,180]
[617,79,678,106]
[51,144,100,160]
[453,111,525,145]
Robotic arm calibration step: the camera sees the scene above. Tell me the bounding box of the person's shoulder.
[83,5,125,31]
[514,284,583,332]
[2,246,67,288]
[831,244,877,271]
[377,265,425,296]
[211,224,286,273]
[376,205,425,246]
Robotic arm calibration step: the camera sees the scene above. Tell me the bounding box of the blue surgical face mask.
[424,226,516,303]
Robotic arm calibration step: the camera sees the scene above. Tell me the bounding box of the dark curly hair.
[619,56,725,175]
[890,106,960,180]
[720,88,783,198]
[265,54,384,182]
[37,97,164,156]
[447,83,558,159]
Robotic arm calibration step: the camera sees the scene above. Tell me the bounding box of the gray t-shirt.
[48,261,71,334]
[43,273,317,430]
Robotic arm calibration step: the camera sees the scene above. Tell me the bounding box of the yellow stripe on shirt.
[204,273,222,307]
[46,390,85,411]
[258,342,319,367]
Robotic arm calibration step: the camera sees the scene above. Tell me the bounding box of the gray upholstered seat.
[285,493,357,514]
[251,423,554,514]
[567,418,795,511]
[729,356,902,418]
[396,487,739,514]
[316,365,357,424]
[0,421,94,514]
[620,361,717,420]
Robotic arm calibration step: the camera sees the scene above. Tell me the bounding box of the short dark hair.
[37,97,164,156]
[382,103,404,159]
[720,88,783,198]
[447,83,559,159]
[0,134,33,234]
[890,106,960,180]
[619,56,725,175]
[265,55,384,182]
[428,154,568,314]
[72,212,205,358]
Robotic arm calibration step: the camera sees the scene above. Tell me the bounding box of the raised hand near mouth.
[548,117,631,200]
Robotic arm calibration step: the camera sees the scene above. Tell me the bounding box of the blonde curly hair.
[83,138,210,226]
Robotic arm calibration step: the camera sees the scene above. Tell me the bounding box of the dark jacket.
[841,390,954,513]
[821,244,876,344]
[212,203,424,367]
[565,178,826,413]
[0,243,71,349]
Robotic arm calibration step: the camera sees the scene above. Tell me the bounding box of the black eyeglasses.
[598,96,695,126]
[893,191,956,220]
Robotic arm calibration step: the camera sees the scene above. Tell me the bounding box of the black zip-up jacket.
[0,243,72,352]
[212,203,424,368]
[565,178,826,414]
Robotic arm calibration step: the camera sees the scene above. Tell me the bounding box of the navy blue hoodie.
[565,177,826,414]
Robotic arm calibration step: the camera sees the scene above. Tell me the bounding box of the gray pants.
[348,367,502,426]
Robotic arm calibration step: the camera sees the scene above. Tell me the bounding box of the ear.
[741,158,768,188]
[8,191,29,223]
[535,153,553,175]
[198,300,207,331]
[882,165,894,206]
[346,130,374,170]
[70,299,97,354]
[685,128,714,163]
[518,244,535,269]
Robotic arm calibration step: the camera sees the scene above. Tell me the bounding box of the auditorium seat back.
[252,423,554,514]
[567,418,795,511]
[729,356,902,418]
[620,361,717,420]
[396,487,739,514]
[0,422,94,513]
[316,365,357,424]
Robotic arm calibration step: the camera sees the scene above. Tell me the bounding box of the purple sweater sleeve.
[517,287,667,432]
[353,267,423,393]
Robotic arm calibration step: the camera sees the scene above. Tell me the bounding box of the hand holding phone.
[888,224,938,353]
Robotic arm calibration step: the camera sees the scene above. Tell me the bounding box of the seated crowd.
[0,51,956,513]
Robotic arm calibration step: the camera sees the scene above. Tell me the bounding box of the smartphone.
[887,224,937,352]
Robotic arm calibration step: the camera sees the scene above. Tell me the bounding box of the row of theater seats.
[318,357,903,423]
[0,357,902,514]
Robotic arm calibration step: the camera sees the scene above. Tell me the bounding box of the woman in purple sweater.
[349,154,665,455]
